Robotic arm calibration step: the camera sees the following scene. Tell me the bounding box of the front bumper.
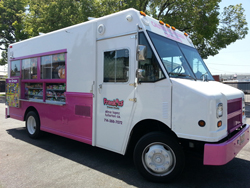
[203,124,250,165]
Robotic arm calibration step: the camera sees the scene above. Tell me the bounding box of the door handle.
[98,84,102,94]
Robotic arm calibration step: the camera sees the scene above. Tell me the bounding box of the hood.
[171,78,244,100]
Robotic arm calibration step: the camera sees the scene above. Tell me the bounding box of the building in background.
[221,74,250,82]
[220,74,250,94]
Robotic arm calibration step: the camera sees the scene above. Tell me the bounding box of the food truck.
[6,8,249,182]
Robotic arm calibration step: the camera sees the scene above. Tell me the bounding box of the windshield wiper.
[200,72,208,81]
[169,72,196,80]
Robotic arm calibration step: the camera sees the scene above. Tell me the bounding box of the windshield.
[147,31,214,81]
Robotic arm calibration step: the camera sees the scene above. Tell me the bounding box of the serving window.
[25,83,43,101]
[46,83,66,103]
[18,50,67,104]
[11,60,21,77]
[22,58,38,79]
[41,53,65,79]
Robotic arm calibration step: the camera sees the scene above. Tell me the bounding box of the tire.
[25,111,42,139]
[133,132,185,182]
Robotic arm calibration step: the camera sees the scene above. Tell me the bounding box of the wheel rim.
[142,142,176,176]
[27,116,36,135]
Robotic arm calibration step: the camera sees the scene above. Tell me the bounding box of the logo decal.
[103,98,124,109]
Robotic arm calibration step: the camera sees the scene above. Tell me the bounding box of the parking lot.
[1,101,250,188]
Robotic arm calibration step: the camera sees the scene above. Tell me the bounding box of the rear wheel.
[25,111,42,139]
[133,132,185,182]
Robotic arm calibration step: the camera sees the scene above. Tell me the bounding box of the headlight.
[216,103,223,118]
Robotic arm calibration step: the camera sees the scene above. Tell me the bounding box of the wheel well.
[125,119,178,155]
[24,106,39,121]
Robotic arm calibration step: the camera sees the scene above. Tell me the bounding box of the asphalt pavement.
[0,101,250,188]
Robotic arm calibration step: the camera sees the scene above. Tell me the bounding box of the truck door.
[96,34,137,153]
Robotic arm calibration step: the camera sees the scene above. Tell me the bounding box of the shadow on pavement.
[6,127,250,188]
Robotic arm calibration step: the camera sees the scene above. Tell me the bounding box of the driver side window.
[138,32,165,82]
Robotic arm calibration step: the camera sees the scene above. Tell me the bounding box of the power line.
[207,63,250,66]
[209,67,250,74]
[219,50,250,53]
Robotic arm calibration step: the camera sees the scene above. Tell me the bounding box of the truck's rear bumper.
[203,124,250,165]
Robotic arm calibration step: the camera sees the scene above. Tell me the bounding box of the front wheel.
[133,132,185,182]
[25,111,42,139]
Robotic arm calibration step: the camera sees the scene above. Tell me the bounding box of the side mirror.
[136,45,147,61]
[136,69,145,79]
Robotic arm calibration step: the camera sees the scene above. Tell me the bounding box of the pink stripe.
[21,79,66,83]
[227,98,241,103]
[66,92,93,98]
[37,57,41,80]
[227,110,242,119]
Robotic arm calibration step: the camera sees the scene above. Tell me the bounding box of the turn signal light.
[217,121,222,128]
[140,11,146,17]
[159,20,164,25]
[166,24,170,28]
[198,120,206,127]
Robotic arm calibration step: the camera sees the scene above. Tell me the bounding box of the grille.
[227,98,242,133]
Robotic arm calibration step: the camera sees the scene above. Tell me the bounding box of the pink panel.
[9,106,24,121]
[8,92,93,145]
[204,124,250,165]
[227,98,242,133]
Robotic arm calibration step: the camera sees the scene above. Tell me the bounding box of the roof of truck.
[10,8,194,48]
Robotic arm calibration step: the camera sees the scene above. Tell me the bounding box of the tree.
[0,0,248,64]
[25,0,83,35]
[147,0,248,58]
[26,0,248,59]
[0,0,28,65]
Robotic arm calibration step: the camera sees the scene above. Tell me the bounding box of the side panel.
[7,18,97,145]
[9,22,96,94]
[132,80,172,127]
[9,92,93,144]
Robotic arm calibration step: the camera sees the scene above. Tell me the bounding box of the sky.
[204,0,250,76]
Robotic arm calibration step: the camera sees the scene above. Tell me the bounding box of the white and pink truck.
[6,9,249,182]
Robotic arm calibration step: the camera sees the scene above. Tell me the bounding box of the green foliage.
[25,0,83,35]
[0,51,7,66]
[205,4,248,58]
[0,0,248,64]
[0,0,29,64]
[147,0,248,58]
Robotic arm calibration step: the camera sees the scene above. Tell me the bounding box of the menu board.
[6,78,20,108]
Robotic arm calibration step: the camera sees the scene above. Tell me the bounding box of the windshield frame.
[146,31,214,81]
